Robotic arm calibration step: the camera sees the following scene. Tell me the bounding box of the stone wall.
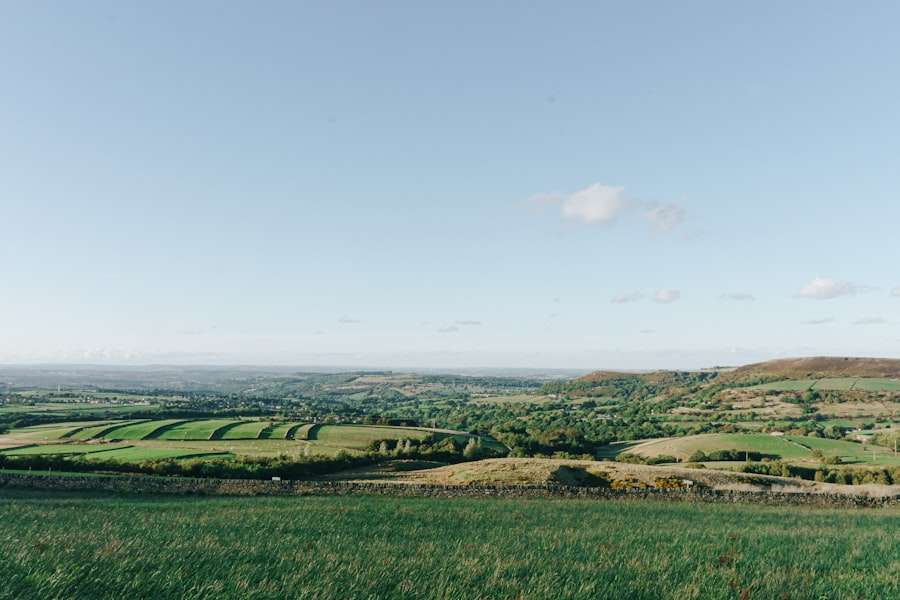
[1,472,897,508]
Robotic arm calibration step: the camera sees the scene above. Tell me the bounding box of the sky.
[2,1,899,369]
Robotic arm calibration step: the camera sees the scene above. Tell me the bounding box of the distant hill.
[576,369,704,386]
[726,357,900,382]
[576,370,644,383]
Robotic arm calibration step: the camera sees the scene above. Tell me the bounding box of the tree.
[463,437,481,459]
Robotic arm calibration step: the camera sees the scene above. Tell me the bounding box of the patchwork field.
[1,490,898,599]
[260,422,307,439]
[2,420,494,462]
[103,419,193,441]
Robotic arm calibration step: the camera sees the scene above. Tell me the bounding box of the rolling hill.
[726,357,900,382]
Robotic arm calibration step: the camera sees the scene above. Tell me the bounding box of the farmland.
[1,489,899,599]
[623,433,900,467]
[749,377,900,392]
[0,419,494,464]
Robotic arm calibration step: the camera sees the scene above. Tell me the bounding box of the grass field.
[66,420,147,440]
[0,444,127,456]
[311,425,435,449]
[103,419,192,440]
[259,422,305,439]
[4,421,498,462]
[0,490,898,599]
[154,420,237,441]
[628,433,812,461]
[627,433,900,467]
[750,377,900,392]
[84,446,230,462]
[218,420,270,440]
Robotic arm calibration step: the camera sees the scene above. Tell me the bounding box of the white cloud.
[530,183,686,233]
[892,287,900,298]
[455,320,482,326]
[796,277,861,300]
[644,204,686,232]
[854,317,887,326]
[338,316,361,324]
[802,317,835,325]
[721,293,755,302]
[437,325,459,333]
[561,184,628,224]
[653,289,681,304]
[611,291,643,304]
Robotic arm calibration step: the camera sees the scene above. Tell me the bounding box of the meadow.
[625,433,900,467]
[0,489,898,599]
[1,420,493,463]
[750,377,900,392]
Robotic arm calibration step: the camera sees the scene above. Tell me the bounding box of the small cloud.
[802,317,835,325]
[721,293,755,302]
[312,330,326,335]
[455,320,482,326]
[561,184,628,225]
[530,183,686,233]
[854,317,887,326]
[892,287,900,298]
[639,329,655,334]
[653,289,681,304]
[797,277,864,300]
[644,204,686,232]
[338,316,361,324]
[437,325,459,333]
[611,291,643,304]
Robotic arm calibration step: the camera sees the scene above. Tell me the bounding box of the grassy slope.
[1,490,898,599]
[154,420,238,441]
[627,433,812,460]
[219,421,270,440]
[83,447,230,462]
[625,433,900,467]
[0,443,129,456]
[103,419,193,441]
[311,425,434,449]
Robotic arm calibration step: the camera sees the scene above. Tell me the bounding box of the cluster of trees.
[367,435,501,461]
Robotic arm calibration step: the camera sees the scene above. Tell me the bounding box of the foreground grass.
[0,491,898,599]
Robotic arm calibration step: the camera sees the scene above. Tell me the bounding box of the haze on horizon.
[2,2,899,370]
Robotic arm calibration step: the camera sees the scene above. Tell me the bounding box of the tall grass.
[0,490,898,599]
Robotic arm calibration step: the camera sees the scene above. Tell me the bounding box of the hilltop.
[725,357,900,382]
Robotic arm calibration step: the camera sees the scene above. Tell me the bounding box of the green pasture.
[0,444,127,456]
[153,420,236,441]
[311,425,435,449]
[102,419,192,440]
[750,378,900,393]
[218,421,271,440]
[1,490,899,599]
[260,422,307,439]
[85,447,230,462]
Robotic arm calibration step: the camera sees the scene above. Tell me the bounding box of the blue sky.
[2,2,899,369]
